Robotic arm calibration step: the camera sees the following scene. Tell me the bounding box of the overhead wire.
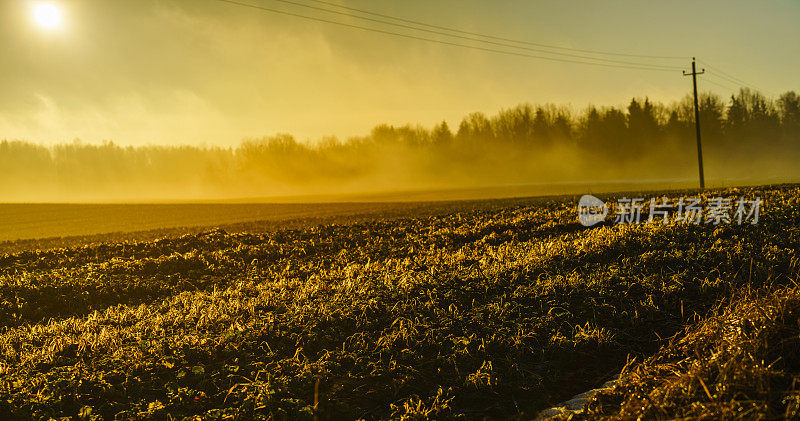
[213,0,774,96]
[698,60,757,87]
[297,0,687,60]
[705,69,757,91]
[266,0,685,68]
[698,59,773,95]
[702,76,739,92]
[213,0,681,72]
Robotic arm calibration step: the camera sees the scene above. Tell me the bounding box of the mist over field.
[1,88,799,202]
[5,0,800,419]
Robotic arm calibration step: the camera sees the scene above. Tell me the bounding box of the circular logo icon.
[578,194,608,227]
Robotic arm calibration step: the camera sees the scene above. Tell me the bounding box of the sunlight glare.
[33,2,63,30]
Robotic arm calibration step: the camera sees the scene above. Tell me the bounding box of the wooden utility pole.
[684,57,705,189]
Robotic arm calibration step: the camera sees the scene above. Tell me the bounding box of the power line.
[698,59,772,96]
[298,0,687,60]
[213,0,679,72]
[704,78,736,91]
[703,76,738,92]
[265,0,684,69]
[705,70,759,92]
[699,60,757,88]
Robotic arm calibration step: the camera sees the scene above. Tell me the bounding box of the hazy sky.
[0,0,798,146]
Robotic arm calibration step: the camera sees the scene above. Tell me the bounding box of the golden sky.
[0,0,798,146]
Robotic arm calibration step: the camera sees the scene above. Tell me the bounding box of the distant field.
[0,178,776,246]
[0,184,798,419]
[0,202,426,242]
[0,197,543,253]
[0,200,532,242]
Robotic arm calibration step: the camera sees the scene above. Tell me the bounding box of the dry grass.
[0,185,797,420]
[578,283,800,420]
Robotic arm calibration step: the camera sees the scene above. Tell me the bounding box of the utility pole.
[684,57,705,189]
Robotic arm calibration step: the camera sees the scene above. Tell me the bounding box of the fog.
[1,89,798,203]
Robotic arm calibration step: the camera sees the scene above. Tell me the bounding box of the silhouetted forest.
[2,88,799,201]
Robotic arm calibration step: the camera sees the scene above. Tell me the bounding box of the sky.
[0,0,798,146]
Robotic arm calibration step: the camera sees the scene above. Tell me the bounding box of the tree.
[456,112,494,147]
[432,121,454,146]
[699,93,726,146]
[508,104,573,148]
[578,106,628,157]
[493,104,534,146]
[778,91,800,140]
[627,98,660,154]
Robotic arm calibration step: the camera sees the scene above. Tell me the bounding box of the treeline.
[1,88,799,201]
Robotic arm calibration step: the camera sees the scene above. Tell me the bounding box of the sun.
[32,2,63,30]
